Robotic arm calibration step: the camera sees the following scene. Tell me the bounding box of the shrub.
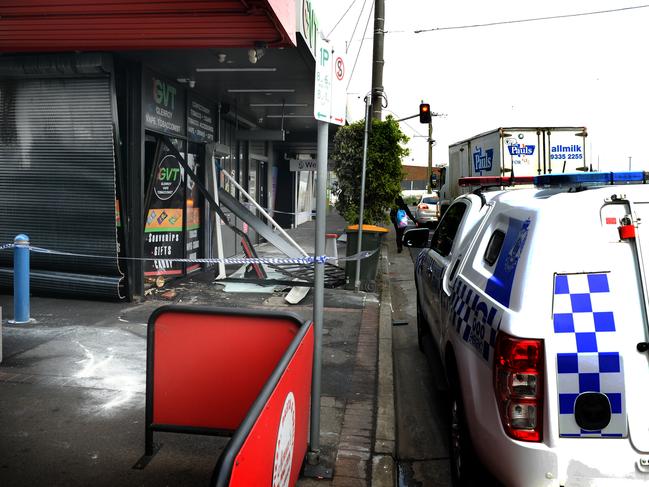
[332,116,409,225]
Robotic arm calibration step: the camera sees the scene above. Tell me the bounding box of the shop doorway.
[143,134,205,283]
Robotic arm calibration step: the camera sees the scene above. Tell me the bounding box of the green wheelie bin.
[344,224,388,292]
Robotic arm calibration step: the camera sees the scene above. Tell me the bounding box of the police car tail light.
[618,216,636,240]
[494,332,544,442]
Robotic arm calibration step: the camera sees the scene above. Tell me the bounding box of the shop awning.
[0,0,297,52]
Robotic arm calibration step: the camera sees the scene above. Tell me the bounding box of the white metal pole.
[211,159,226,280]
[308,120,328,460]
[354,97,371,292]
[221,168,308,257]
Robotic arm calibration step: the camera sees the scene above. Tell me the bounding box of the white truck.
[438,127,588,214]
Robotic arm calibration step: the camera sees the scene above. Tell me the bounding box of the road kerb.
[372,246,396,485]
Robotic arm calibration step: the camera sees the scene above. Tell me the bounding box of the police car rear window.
[484,230,505,266]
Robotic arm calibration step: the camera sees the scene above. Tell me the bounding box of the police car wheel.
[449,381,477,486]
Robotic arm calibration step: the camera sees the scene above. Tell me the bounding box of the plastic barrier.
[141,306,314,487]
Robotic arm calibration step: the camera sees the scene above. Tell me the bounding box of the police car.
[404,172,649,486]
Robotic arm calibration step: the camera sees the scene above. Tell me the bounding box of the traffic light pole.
[427,121,433,192]
[398,107,444,192]
[395,113,419,122]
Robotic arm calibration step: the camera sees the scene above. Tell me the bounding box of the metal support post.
[211,159,227,280]
[354,98,371,292]
[308,120,328,463]
[427,121,433,192]
[13,234,30,324]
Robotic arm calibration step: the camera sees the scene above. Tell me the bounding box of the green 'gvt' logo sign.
[153,79,176,109]
[159,167,179,182]
[154,155,182,201]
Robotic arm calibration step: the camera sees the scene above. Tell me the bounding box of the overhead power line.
[326,0,358,39]
[346,2,374,90]
[414,4,649,33]
[346,0,368,53]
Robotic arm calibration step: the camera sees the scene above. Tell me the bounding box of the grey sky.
[314,0,649,171]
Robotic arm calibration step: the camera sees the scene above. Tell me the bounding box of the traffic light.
[419,103,431,123]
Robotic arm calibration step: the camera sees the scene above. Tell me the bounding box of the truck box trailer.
[439,127,587,213]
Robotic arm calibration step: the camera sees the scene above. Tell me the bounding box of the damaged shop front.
[0,0,328,300]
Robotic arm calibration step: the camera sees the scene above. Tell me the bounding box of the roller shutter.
[0,75,124,299]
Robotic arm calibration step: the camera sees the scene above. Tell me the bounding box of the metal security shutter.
[0,76,123,299]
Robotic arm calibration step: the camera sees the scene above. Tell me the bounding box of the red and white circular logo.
[272,392,296,487]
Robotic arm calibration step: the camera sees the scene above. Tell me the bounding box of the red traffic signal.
[419,103,431,123]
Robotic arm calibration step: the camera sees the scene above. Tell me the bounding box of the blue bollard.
[13,234,30,323]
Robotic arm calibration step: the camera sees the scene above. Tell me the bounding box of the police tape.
[0,243,376,266]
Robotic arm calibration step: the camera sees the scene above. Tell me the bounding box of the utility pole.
[370,0,385,120]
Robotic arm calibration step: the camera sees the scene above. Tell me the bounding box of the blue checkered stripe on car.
[450,278,501,363]
[553,272,627,438]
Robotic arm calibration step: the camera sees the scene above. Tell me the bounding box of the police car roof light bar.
[534,171,649,187]
[458,176,535,187]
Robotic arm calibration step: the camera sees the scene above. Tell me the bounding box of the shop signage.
[300,0,319,58]
[290,159,316,171]
[145,150,186,277]
[289,159,332,171]
[154,155,182,200]
[187,94,215,143]
[144,69,186,137]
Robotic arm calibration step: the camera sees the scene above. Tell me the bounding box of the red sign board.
[144,306,314,487]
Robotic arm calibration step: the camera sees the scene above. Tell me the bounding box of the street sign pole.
[306,37,345,475]
[308,119,328,463]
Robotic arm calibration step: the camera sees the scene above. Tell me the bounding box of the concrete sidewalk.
[0,211,396,487]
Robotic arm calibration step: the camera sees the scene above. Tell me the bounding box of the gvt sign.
[144,69,186,137]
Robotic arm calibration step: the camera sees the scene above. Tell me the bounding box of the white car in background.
[414,192,440,226]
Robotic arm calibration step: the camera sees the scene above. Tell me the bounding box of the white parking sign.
[313,37,346,126]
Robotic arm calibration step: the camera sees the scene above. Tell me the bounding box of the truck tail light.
[494,332,544,442]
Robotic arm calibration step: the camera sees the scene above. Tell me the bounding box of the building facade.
[0,0,328,300]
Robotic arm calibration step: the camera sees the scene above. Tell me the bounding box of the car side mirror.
[403,228,429,248]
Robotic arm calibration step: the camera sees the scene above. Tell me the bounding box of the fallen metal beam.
[218,189,304,258]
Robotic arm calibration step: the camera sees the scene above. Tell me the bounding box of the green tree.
[332,116,409,225]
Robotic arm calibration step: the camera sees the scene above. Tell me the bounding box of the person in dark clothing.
[389,195,416,253]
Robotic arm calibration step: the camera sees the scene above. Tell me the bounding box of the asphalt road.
[388,228,503,487]
[387,234,452,486]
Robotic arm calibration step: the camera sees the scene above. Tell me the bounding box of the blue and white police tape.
[0,243,376,266]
